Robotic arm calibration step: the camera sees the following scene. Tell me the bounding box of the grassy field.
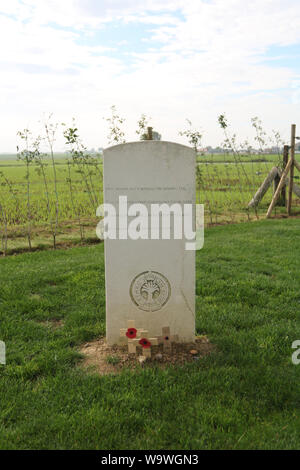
[0,155,103,224]
[197,153,281,163]
[1,152,299,254]
[0,154,103,253]
[1,152,284,162]
[0,218,299,449]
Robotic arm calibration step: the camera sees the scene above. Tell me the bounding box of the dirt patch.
[40,319,65,330]
[270,212,300,219]
[79,336,215,375]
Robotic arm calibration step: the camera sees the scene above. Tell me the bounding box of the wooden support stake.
[273,172,280,203]
[278,168,300,199]
[294,159,300,173]
[287,124,296,215]
[280,145,289,207]
[248,167,279,208]
[292,183,300,199]
[266,158,292,218]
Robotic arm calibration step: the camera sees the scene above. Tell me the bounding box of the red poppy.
[126,328,137,339]
[139,338,151,349]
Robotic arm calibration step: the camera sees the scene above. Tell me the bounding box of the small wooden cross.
[120,320,143,354]
[138,330,158,358]
[157,326,178,352]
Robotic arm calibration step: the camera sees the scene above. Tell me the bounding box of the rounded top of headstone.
[104,140,194,153]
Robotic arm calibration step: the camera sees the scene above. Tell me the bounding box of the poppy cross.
[157,326,178,352]
[120,320,143,354]
[138,330,158,358]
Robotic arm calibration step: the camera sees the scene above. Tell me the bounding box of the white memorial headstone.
[103,141,195,345]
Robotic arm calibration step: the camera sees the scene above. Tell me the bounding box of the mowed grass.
[0,219,300,450]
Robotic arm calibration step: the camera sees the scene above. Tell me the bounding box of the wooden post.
[278,145,289,207]
[266,158,292,218]
[273,172,280,204]
[294,159,300,173]
[277,168,300,199]
[147,127,153,140]
[248,167,279,208]
[287,125,296,215]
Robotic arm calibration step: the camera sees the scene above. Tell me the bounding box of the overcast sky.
[1,0,300,151]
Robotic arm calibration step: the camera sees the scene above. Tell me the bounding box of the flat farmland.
[0,154,298,253]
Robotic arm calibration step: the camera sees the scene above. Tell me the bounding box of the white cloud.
[0,0,300,150]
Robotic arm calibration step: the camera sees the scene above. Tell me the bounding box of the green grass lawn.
[0,218,299,449]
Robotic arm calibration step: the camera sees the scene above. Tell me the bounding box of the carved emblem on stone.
[130,271,171,312]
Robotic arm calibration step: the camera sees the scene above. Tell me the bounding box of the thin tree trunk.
[40,161,56,248]
[67,161,84,242]
[0,203,8,256]
[50,147,59,249]
[26,161,32,250]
